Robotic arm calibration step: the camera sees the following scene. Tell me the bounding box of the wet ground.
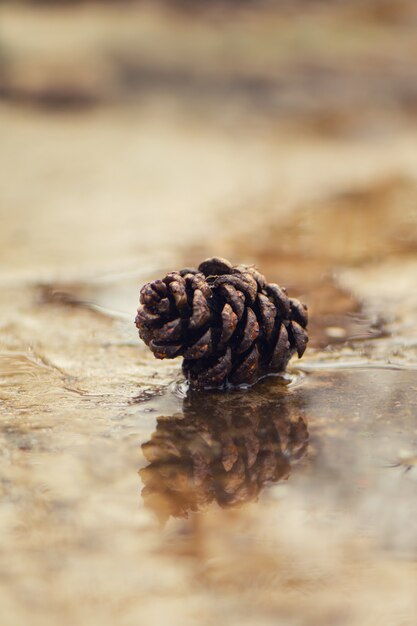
[1,3,417,625]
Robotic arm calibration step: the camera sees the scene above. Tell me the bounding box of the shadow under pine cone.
[140,387,308,522]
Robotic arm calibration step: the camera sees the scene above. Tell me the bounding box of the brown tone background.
[1,2,417,625]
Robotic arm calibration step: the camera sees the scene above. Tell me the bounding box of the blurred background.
[1,0,417,339]
[1,2,417,626]
[2,0,417,279]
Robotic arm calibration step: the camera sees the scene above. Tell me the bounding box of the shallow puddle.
[137,367,417,550]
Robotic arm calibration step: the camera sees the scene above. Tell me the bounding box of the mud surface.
[1,3,417,626]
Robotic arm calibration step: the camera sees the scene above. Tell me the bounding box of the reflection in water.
[140,387,308,522]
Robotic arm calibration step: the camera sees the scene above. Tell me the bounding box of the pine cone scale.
[188,289,211,329]
[229,343,260,385]
[218,284,245,319]
[149,339,182,359]
[183,329,212,360]
[270,323,290,370]
[234,307,259,355]
[289,321,308,358]
[219,303,238,347]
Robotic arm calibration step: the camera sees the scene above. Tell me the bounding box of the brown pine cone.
[135,257,308,388]
[140,389,308,520]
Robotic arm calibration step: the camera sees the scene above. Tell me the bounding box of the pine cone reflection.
[140,389,308,521]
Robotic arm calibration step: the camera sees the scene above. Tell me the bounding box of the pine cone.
[140,389,308,521]
[135,257,308,388]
